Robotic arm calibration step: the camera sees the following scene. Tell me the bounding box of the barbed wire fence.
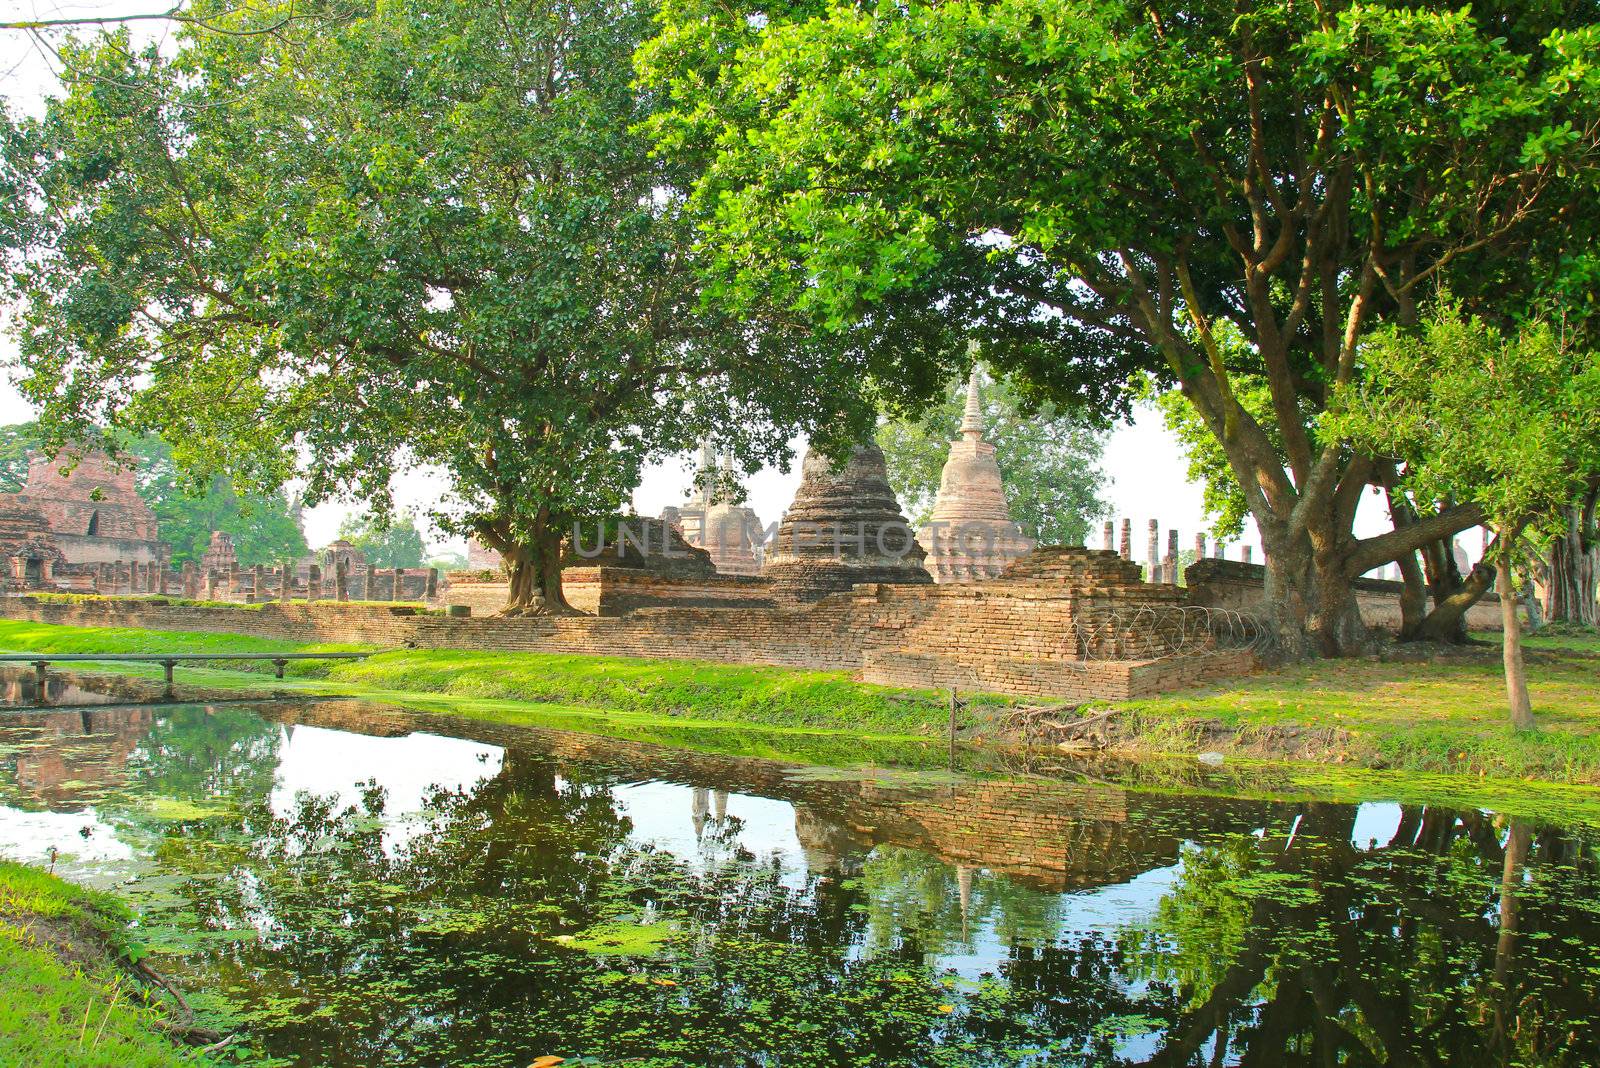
[1067,603,1273,664]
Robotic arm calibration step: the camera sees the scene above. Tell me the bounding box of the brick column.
[1119,519,1132,560]
[1243,545,1253,564]
[306,564,321,603]
[1165,528,1179,585]
[336,560,349,601]
[253,564,266,603]
[281,562,293,602]
[1102,521,1114,552]
[1146,520,1160,582]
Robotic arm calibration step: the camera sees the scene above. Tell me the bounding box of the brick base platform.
[0,547,1261,701]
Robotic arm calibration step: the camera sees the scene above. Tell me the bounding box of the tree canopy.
[0,0,942,613]
[877,369,1108,546]
[639,0,1600,654]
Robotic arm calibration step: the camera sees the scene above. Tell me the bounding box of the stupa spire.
[960,366,984,438]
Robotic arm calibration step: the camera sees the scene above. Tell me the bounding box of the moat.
[2,673,1598,1066]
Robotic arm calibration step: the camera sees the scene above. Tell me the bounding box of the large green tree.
[0,0,941,614]
[876,368,1108,546]
[640,0,1600,655]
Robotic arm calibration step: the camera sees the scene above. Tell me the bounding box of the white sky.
[2,4,1439,568]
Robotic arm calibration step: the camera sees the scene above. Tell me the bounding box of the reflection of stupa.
[917,369,1034,582]
[662,443,764,576]
[762,443,932,603]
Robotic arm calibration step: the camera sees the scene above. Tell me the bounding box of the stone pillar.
[391,568,402,601]
[1102,521,1115,552]
[1166,528,1179,585]
[426,568,439,601]
[1194,532,1207,567]
[1243,545,1254,564]
[181,561,197,599]
[1146,520,1160,582]
[281,562,293,602]
[204,569,217,600]
[336,559,349,602]
[252,564,265,603]
[306,564,321,603]
[1119,519,1131,560]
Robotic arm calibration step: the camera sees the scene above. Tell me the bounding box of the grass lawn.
[0,618,969,735]
[0,861,215,1067]
[1121,643,1600,782]
[2,617,1599,788]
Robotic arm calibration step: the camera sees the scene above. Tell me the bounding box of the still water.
[2,671,1599,1067]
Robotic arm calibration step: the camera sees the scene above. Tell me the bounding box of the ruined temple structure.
[558,516,773,616]
[917,369,1035,582]
[0,497,67,591]
[4,450,166,567]
[663,445,764,577]
[466,537,503,571]
[200,530,239,575]
[761,442,933,603]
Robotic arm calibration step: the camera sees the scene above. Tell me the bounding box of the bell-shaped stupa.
[917,369,1035,582]
[762,442,931,602]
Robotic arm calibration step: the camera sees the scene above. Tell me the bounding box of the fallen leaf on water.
[937,1004,955,1013]
[651,978,678,986]
[529,1058,565,1068]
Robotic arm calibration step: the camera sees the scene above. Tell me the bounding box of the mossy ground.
[0,861,216,1067]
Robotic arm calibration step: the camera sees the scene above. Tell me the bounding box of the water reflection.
[1,675,1598,1066]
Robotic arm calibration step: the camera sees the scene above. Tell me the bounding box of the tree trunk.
[1538,505,1599,626]
[1410,560,1495,643]
[478,513,575,616]
[1261,538,1370,659]
[1496,557,1535,731]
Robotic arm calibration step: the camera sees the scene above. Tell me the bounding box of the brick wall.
[0,550,1260,700]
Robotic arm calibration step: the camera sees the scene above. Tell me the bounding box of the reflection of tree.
[857,847,1064,961]
[124,707,284,804]
[105,721,1600,1068]
[1114,805,1600,1066]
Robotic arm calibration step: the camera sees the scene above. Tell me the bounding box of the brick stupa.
[918,369,1035,582]
[762,442,932,602]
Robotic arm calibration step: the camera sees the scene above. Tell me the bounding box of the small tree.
[877,368,1109,546]
[1328,305,1600,728]
[339,510,428,570]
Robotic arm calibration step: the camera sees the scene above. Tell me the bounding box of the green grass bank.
[2,617,1598,788]
[0,861,217,1067]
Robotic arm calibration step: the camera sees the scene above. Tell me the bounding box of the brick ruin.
[917,369,1035,581]
[0,442,1501,701]
[0,450,167,591]
[0,448,442,604]
[760,442,934,601]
